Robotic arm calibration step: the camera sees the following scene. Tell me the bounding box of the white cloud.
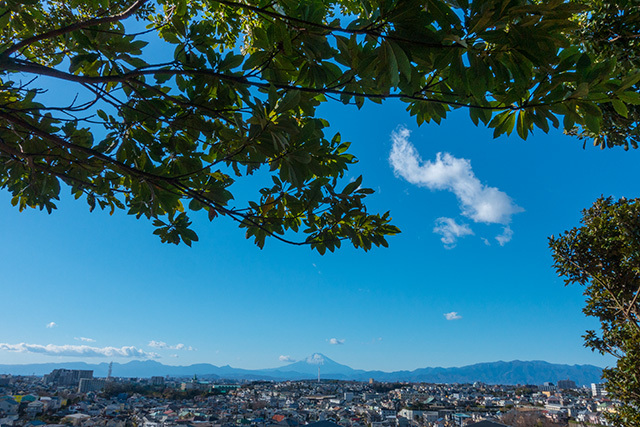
[495,226,514,246]
[74,337,96,343]
[46,322,57,329]
[444,312,462,321]
[306,354,325,365]
[389,127,523,246]
[433,217,474,248]
[0,343,159,358]
[279,355,296,363]
[328,338,345,345]
[148,340,168,348]
[148,340,193,350]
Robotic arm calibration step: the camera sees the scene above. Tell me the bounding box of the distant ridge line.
[0,354,604,386]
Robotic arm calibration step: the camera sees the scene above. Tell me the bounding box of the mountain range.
[0,353,603,386]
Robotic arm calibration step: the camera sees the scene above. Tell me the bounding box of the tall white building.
[591,383,607,398]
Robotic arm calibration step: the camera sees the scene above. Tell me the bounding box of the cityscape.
[0,359,615,427]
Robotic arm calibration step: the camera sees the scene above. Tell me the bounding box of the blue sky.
[1,97,638,372]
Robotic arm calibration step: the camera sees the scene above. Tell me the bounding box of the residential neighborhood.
[0,371,616,426]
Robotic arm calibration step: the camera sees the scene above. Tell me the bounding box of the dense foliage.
[102,381,226,399]
[550,197,640,426]
[568,0,640,149]
[1,0,638,251]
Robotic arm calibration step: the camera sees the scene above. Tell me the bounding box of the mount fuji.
[262,353,366,378]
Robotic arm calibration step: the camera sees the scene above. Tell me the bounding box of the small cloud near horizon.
[444,312,463,321]
[148,340,194,351]
[279,355,296,363]
[46,322,57,329]
[74,337,96,343]
[0,342,159,359]
[328,338,345,345]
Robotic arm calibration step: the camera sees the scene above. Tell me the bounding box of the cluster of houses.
[0,371,618,426]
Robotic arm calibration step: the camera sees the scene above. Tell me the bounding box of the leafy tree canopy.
[1,0,638,252]
[567,0,640,149]
[550,197,640,426]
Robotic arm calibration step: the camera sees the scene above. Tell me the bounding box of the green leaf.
[220,52,243,70]
[382,42,399,87]
[611,99,629,118]
[276,90,301,114]
[583,113,601,134]
[342,175,363,195]
[617,72,640,93]
[503,112,516,136]
[516,110,528,140]
[618,91,640,105]
[389,41,412,81]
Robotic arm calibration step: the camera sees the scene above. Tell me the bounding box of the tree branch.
[4,58,521,111]
[566,256,640,334]
[0,110,336,248]
[1,0,149,59]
